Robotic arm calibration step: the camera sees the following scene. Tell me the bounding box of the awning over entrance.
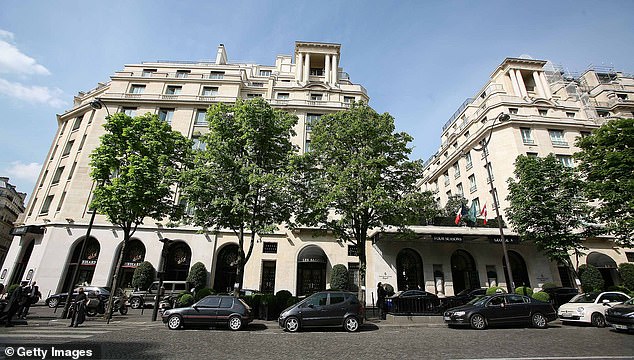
[587,252,617,269]
[298,245,327,263]
[10,225,45,236]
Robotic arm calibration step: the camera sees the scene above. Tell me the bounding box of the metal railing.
[383,297,470,315]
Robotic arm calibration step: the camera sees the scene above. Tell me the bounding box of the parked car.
[278,291,364,332]
[128,281,190,309]
[606,297,634,332]
[162,295,253,331]
[558,291,631,327]
[442,288,487,309]
[385,290,440,314]
[45,286,110,308]
[541,287,579,309]
[443,293,557,330]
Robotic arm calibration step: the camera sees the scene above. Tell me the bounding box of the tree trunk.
[234,225,245,297]
[357,241,367,306]
[105,229,128,322]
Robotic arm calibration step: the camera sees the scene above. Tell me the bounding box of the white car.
[558,291,631,327]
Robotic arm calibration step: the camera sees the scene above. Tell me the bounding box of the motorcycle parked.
[86,295,128,317]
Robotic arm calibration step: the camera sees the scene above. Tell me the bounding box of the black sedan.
[45,286,110,308]
[386,290,440,314]
[443,293,557,330]
[606,297,634,332]
[162,295,253,331]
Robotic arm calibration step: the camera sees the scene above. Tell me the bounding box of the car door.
[300,293,329,327]
[599,293,630,313]
[215,297,235,325]
[504,294,531,324]
[324,292,348,326]
[188,296,220,325]
[483,295,507,325]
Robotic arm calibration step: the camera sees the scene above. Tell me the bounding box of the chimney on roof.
[215,44,227,65]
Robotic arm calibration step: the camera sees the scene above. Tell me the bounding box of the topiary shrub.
[515,286,533,296]
[383,283,395,296]
[606,285,630,293]
[131,261,156,290]
[618,263,634,292]
[275,290,293,312]
[579,264,604,292]
[531,291,550,302]
[194,287,215,301]
[330,264,348,290]
[541,282,557,289]
[186,262,208,290]
[178,293,194,307]
[486,286,506,295]
[286,296,299,308]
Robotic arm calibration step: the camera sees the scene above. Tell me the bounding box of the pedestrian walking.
[377,282,387,320]
[18,281,40,319]
[0,283,23,327]
[15,281,31,318]
[69,287,89,327]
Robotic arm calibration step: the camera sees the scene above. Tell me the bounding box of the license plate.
[443,316,451,321]
[614,324,627,330]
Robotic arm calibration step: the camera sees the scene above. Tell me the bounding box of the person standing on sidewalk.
[377,282,387,320]
[0,283,23,327]
[18,281,41,319]
[69,287,88,327]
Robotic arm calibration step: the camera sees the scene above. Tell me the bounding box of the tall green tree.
[506,154,590,269]
[293,102,431,302]
[575,118,634,246]
[181,98,298,294]
[90,112,191,317]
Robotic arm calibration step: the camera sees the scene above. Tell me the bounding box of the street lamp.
[152,238,175,321]
[60,98,111,319]
[473,112,515,294]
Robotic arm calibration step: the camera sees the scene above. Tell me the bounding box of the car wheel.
[47,298,59,308]
[129,297,142,309]
[470,314,487,330]
[228,316,243,331]
[284,317,300,332]
[167,314,183,330]
[344,316,360,332]
[531,312,548,329]
[591,313,606,328]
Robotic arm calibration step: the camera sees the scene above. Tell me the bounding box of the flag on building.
[454,204,469,224]
[466,201,478,225]
[480,203,488,225]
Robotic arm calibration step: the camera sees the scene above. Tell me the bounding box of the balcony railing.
[551,139,569,147]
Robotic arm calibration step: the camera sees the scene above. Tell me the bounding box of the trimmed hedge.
[486,286,507,295]
[178,293,195,307]
[187,262,208,290]
[541,282,557,289]
[531,291,550,302]
[330,264,348,290]
[131,261,155,290]
[194,287,215,301]
[619,263,634,292]
[579,264,604,292]
[515,286,533,296]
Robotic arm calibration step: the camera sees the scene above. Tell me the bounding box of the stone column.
[331,54,338,85]
[539,72,553,99]
[508,70,521,97]
[532,71,545,98]
[304,53,311,83]
[515,69,528,98]
[296,53,303,83]
[324,54,331,85]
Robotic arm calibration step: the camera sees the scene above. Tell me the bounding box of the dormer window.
[310,93,323,101]
[259,70,272,77]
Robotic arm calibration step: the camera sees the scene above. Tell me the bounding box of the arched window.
[396,248,424,291]
[164,241,191,281]
[297,245,328,296]
[451,249,480,293]
[213,244,239,293]
[503,251,530,288]
[60,236,100,291]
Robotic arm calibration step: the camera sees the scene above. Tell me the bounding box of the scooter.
[86,295,128,317]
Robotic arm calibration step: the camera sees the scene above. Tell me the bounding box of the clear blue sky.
[1,0,633,197]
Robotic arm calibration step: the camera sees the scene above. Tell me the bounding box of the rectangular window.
[469,175,477,193]
[456,183,464,196]
[344,96,355,103]
[597,111,609,118]
[260,261,276,294]
[520,128,534,145]
[617,93,628,100]
[526,152,538,158]
[348,245,358,257]
[310,93,323,101]
[40,195,54,214]
[62,140,74,156]
[626,252,634,262]
[306,114,321,131]
[509,108,518,115]
[175,70,190,78]
[446,190,452,198]
[444,172,450,186]
[304,140,311,153]
[348,263,359,292]
[277,93,289,100]
[310,68,323,76]
[538,109,548,116]
[129,84,146,94]
[209,71,224,79]
[490,188,500,209]
[40,170,48,187]
[158,108,175,124]
[556,155,574,167]
[52,166,65,184]
[259,70,272,77]
[56,191,66,212]
[485,163,494,183]
[50,145,58,160]
[246,93,262,98]
[28,197,37,216]
[142,69,156,77]
[566,112,576,118]
[192,137,206,151]
[122,107,137,117]
[78,134,87,151]
[201,86,218,96]
[251,82,264,87]
[68,162,77,180]
[453,162,460,178]
[165,85,182,95]
[549,129,568,146]
[472,197,480,213]
[465,151,473,170]
[72,115,83,131]
[195,109,207,125]
[263,242,278,254]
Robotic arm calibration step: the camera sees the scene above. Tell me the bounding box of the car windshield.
[470,296,491,306]
[622,298,634,306]
[569,292,599,303]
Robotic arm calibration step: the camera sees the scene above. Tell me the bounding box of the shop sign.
[298,257,326,263]
[433,235,463,243]
[123,262,141,268]
[81,260,97,266]
[489,236,520,244]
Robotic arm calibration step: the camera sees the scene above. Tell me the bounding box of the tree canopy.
[181,98,298,291]
[575,118,634,246]
[292,102,433,301]
[505,154,590,265]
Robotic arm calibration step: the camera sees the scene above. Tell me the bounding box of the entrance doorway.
[297,245,327,296]
[8,240,34,285]
[503,251,530,288]
[396,248,423,291]
[586,252,618,288]
[118,239,146,289]
[451,249,480,293]
[164,241,191,281]
[61,237,100,292]
[213,244,239,293]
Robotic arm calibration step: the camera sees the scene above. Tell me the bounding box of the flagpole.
[475,113,515,294]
